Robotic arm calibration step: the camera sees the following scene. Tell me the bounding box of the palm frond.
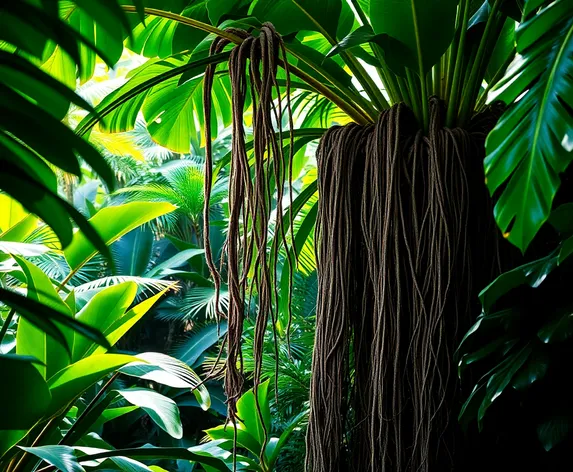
[157,284,229,322]
[73,276,177,294]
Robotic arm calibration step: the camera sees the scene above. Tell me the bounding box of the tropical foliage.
[1,0,573,470]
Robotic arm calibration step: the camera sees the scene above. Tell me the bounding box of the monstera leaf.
[485,0,573,251]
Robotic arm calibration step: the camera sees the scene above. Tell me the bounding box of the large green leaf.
[128,1,210,59]
[75,52,231,138]
[0,50,94,120]
[120,352,210,410]
[141,73,221,153]
[91,287,173,356]
[205,424,261,458]
[20,445,85,472]
[116,388,183,439]
[67,444,230,471]
[0,355,51,430]
[64,202,176,272]
[46,354,140,417]
[252,0,347,39]
[235,379,271,448]
[370,0,458,73]
[72,282,138,362]
[14,255,72,378]
[172,322,228,367]
[485,0,573,251]
[111,228,154,276]
[0,288,110,357]
[477,344,533,428]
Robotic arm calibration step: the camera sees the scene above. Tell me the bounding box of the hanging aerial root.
[202,23,294,430]
[308,97,501,472]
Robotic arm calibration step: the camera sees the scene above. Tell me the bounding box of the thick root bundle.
[307,98,501,472]
[203,23,294,425]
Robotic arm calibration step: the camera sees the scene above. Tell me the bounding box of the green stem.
[372,44,402,104]
[457,0,504,126]
[0,308,15,345]
[397,76,412,108]
[475,52,515,112]
[291,0,389,110]
[58,373,120,447]
[445,0,470,127]
[411,2,429,130]
[419,71,429,131]
[406,69,422,124]
[121,5,371,124]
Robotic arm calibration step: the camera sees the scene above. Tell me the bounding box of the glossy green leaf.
[92,287,173,356]
[235,379,271,448]
[15,255,72,378]
[485,18,516,82]
[266,411,305,468]
[145,248,204,278]
[538,304,573,344]
[205,424,261,457]
[458,336,516,377]
[129,2,210,58]
[0,355,51,430]
[485,0,573,251]
[537,416,572,451]
[120,352,210,410]
[116,388,183,439]
[370,0,458,73]
[0,50,94,120]
[76,52,231,138]
[73,282,138,362]
[172,322,228,367]
[253,0,347,39]
[479,251,558,312]
[20,445,84,472]
[71,444,229,471]
[112,228,154,276]
[76,446,154,472]
[206,0,251,25]
[477,345,532,428]
[512,346,549,390]
[0,288,110,359]
[47,354,140,417]
[64,202,176,272]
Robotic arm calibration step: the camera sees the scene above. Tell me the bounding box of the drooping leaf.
[47,354,140,417]
[512,346,550,390]
[116,388,183,439]
[120,352,210,410]
[485,0,573,251]
[19,445,84,472]
[172,322,228,367]
[477,345,533,428]
[537,416,572,451]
